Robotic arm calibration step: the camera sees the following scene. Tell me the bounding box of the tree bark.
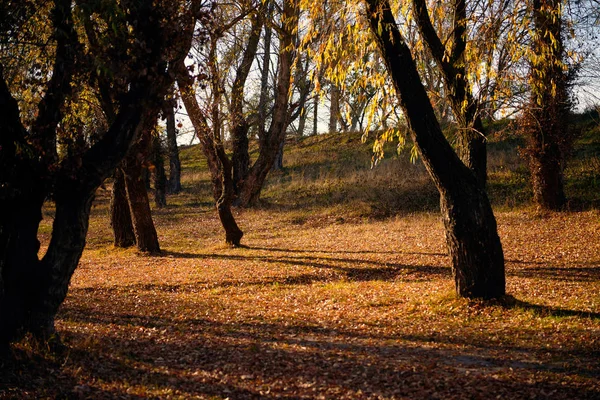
[28,180,95,341]
[329,84,340,133]
[366,0,505,299]
[123,147,161,253]
[110,168,136,248]
[521,0,570,210]
[165,104,182,194]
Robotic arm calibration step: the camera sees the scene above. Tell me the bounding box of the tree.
[363,0,505,299]
[0,0,196,347]
[164,101,182,194]
[152,133,168,208]
[520,0,573,210]
[411,0,488,185]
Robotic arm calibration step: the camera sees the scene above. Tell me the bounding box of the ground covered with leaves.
[2,201,599,399]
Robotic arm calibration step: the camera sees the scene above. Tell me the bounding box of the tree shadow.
[6,307,598,399]
[155,250,451,284]
[501,296,600,320]
[506,261,600,283]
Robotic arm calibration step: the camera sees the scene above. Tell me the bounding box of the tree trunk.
[165,104,182,194]
[366,0,505,299]
[215,147,243,246]
[274,136,285,170]
[0,167,45,345]
[312,94,319,136]
[123,150,161,253]
[27,181,95,342]
[412,0,487,185]
[329,84,340,133]
[152,135,167,208]
[110,168,136,248]
[521,0,570,210]
[257,0,274,139]
[297,107,307,137]
[235,0,299,206]
[230,12,263,194]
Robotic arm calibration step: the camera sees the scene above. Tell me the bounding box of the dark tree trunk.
[257,0,274,139]
[366,0,505,299]
[312,93,319,136]
[274,135,285,170]
[165,104,182,194]
[521,0,570,210]
[412,0,487,185]
[27,181,95,341]
[329,84,340,133]
[152,135,167,208]
[110,168,136,248]
[232,123,250,190]
[123,150,161,254]
[0,167,45,345]
[0,0,194,348]
[215,147,243,246]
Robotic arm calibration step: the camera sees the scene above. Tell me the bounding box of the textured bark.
[297,108,307,136]
[123,145,160,254]
[165,104,182,194]
[412,0,487,185]
[28,180,95,341]
[366,0,505,299]
[215,146,244,246]
[110,168,136,248]
[521,0,570,210]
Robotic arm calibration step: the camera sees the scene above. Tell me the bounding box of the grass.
[2,117,600,399]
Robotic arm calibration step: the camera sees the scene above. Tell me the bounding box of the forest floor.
[2,123,600,399]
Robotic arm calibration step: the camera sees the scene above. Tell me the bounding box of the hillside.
[178,113,600,218]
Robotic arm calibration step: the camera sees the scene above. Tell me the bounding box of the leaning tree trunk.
[366,0,505,299]
[110,168,136,248]
[123,150,161,253]
[412,0,487,186]
[215,146,244,246]
[165,104,182,194]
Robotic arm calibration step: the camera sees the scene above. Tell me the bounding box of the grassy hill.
[178,112,600,218]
